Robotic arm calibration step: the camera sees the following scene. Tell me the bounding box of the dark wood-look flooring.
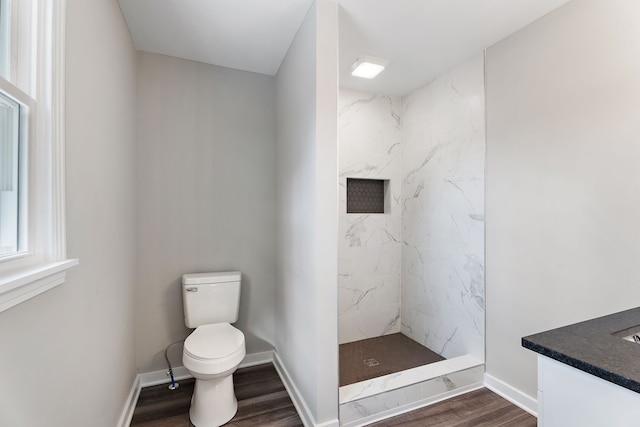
[130,363,535,427]
[130,364,302,427]
[368,388,537,427]
[340,333,445,386]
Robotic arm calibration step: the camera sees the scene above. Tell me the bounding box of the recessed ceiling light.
[351,56,389,79]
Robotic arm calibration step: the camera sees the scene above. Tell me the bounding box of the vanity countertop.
[522,306,640,393]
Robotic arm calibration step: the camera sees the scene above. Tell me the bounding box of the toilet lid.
[184,323,245,360]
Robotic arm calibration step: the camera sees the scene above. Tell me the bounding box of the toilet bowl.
[183,322,246,426]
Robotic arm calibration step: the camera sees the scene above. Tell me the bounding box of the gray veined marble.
[339,89,403,344]
[400,53,485,361]
[345,215,369,247]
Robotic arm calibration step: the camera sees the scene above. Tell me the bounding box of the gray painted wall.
[135,52,277,373]
[275,0,339,424]
[486,0,640,400]
[0,0,138,425]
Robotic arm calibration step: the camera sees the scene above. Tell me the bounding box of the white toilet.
[182,271,246,427]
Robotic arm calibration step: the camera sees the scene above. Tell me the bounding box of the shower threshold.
[339,353,483,404]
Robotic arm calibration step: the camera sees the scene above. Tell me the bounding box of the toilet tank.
[182,271,241,328]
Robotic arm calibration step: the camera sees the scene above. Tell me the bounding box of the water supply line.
[165,340,185,390]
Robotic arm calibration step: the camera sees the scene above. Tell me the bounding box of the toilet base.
[189,374,238,427]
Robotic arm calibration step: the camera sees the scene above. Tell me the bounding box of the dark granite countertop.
[522,306,640,394]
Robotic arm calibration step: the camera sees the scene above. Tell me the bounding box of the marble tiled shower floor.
[339,333,445,386]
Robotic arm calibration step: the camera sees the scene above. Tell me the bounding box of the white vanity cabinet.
[537,355,640,427]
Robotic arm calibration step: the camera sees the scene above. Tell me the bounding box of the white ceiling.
[339,0,572,95]
[118,0,571,95]
[117,0,314,75]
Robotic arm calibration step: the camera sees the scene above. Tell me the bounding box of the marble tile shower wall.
[338,89,403,344]
[401,54,485,360]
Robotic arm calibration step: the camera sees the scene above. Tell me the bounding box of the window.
[0,89,23,257]
[0,0,77,313]
[0,0,10,79]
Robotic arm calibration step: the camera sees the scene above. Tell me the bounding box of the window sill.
[0,259,79,313]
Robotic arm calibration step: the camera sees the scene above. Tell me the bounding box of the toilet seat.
[183,323,245,374]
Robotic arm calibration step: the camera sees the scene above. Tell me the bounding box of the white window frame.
[0,0,77,313]
[0,78,31,259]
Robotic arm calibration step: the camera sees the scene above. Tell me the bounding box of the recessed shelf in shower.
[346,178,389,214]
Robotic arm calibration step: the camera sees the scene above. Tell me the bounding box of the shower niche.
[346,178,388,214]
[337,55,486,425]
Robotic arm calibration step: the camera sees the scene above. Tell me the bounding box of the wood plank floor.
[131,364,535,427]
[368,388,537,427]
[130,364,302,426]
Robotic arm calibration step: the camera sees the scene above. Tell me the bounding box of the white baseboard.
[118,350,275,427]
[272,351,316,427]
[138,350,275,388]
[484,373,537,416]
[272,351,339,427]
[133,349,341,427]
[117,375,140,427]
[239,350,274,368]
[139,365,192,388]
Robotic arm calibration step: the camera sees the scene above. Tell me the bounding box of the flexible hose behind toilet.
[165,340,185,390]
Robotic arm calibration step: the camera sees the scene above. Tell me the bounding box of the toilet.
[182,271,246,427]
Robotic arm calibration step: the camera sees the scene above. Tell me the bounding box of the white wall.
[135,52,277,373]
[338,89,402,344]
[275,0,339,424]
[401,54,485,361]
[0,0,138,425]
[486,0,640,400]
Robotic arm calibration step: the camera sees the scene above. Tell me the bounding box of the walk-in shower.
[337,36,486,423]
